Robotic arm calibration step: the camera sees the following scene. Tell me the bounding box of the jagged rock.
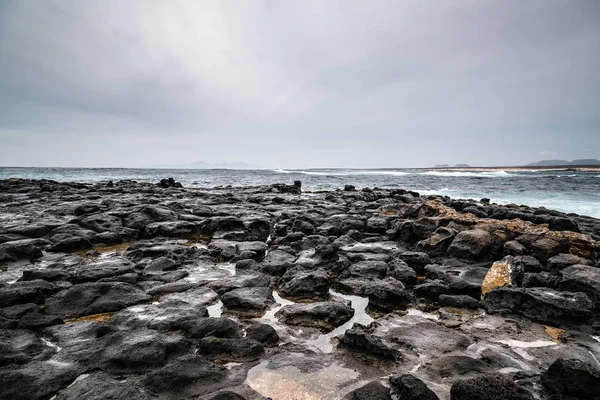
[368,279,412,311]
[559,264,600,307]
[0,329,48,366]
[0,280,60,307]
[55,371,151,400]
[0,239,44,262]
[343,381,391,399]
[245,323,279,347]
[481,256,524,295]
[339,323,399,360]
[44,282,151,318]
[450,374,533,400]
[276,301,354,331]
[197,337,264,362]
[547,253,593,270]
[279,269,329,300]
[389,374,439,400]
[142,355,227,395]
[387,258,418,286]
[439,294,480,310]
[448,229,493,260]
[541,358,600,400]
[181,317,241,339]
[483,287,593,325]
[220,287,274,313]
[0,360,80,400]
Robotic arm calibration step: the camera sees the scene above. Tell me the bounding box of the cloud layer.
[1,0,599,168]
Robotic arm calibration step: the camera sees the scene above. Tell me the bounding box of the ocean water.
[1,167,599,218]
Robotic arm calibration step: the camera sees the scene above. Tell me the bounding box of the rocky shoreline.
[1,178,599,400]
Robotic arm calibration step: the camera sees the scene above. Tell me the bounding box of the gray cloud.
[1,0,599,168]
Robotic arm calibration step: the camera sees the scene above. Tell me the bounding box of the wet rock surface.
[0,178,599,399]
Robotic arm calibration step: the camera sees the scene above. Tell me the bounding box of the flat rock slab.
[44,282,152,319]
[275,301,355,332]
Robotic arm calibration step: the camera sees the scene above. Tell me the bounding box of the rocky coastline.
[1,178,599,400]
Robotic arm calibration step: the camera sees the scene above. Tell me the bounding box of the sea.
[1,167,599,219]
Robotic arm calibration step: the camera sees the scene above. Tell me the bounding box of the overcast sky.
[1,1,599,168]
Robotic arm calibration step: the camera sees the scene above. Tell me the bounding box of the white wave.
[273,169,411,177]
[421,170,520,178]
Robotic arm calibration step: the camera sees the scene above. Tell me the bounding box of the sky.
[0,0,599,169]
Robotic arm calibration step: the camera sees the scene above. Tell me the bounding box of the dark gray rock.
[447,229,493,260]
[0,360,80,400]
[344,381,391,400]
[389,374,439,400]
[388,258,418,286]
[339,323,399,360]
[55,371,151,400]
[142,355,227,395]
[221,287,274,313]
[541,358,600,400]
[559,264,600,307]
[17,312,63,331]
[197,337,264,362]
[182,317,241,339]
[0,329,48,366]
[547,253,593,270]
[439,294,480,310]
[0,239,43,262]
[100,329,190,373]
[45,282,151,318]
[111,301,208,331]
[450,374,533,400]
[279,269,329,300]
[245,322,279,347]
[483,287,593,326]
[276,301,354,332]
[368,279,412,311]
[0,280,60,307]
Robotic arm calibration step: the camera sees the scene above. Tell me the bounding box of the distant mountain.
[433,164,450,168]
[526,159,600,167]
[453,164,470,168]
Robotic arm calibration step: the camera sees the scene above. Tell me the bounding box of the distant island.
[433,164,470,168]
[431,159,600,169]
[525,159,600,167]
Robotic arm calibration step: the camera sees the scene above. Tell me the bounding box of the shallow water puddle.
[246,359,364,400]
[305,289,374,353]
[261,291,295,322]
[207,300,224,317]
[184,262,235,283]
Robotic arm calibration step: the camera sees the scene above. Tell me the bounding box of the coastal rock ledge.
[1,178,599,400]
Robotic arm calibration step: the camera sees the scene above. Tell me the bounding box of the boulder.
[0,280,60,307]
[389,374,439,400]
[368,279,412,312]
[100,329,190,373]
[547,253,593,271]
[181,317,242,339]
[387,258,418,286]
[343,381,391,400]
[481,256,524,295]
[245,323,279,347]
[0,240,43,262]
[483,287,593,326]
[338,323,399,360]
[559,264,600,307]
[0,329,48,366]
[55,371,151,400]
[142,355,227,395]
[448,229,493,260]
[44,282,151,318]
[415,227,456,257]
[541,358,600,400]
[0,360,80,400]
[450,374,533,400]
[220,287,274,313]
[279,269,329,300]
[275,301,354,332]
[439,294,480,310]
[197,337,264,362]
